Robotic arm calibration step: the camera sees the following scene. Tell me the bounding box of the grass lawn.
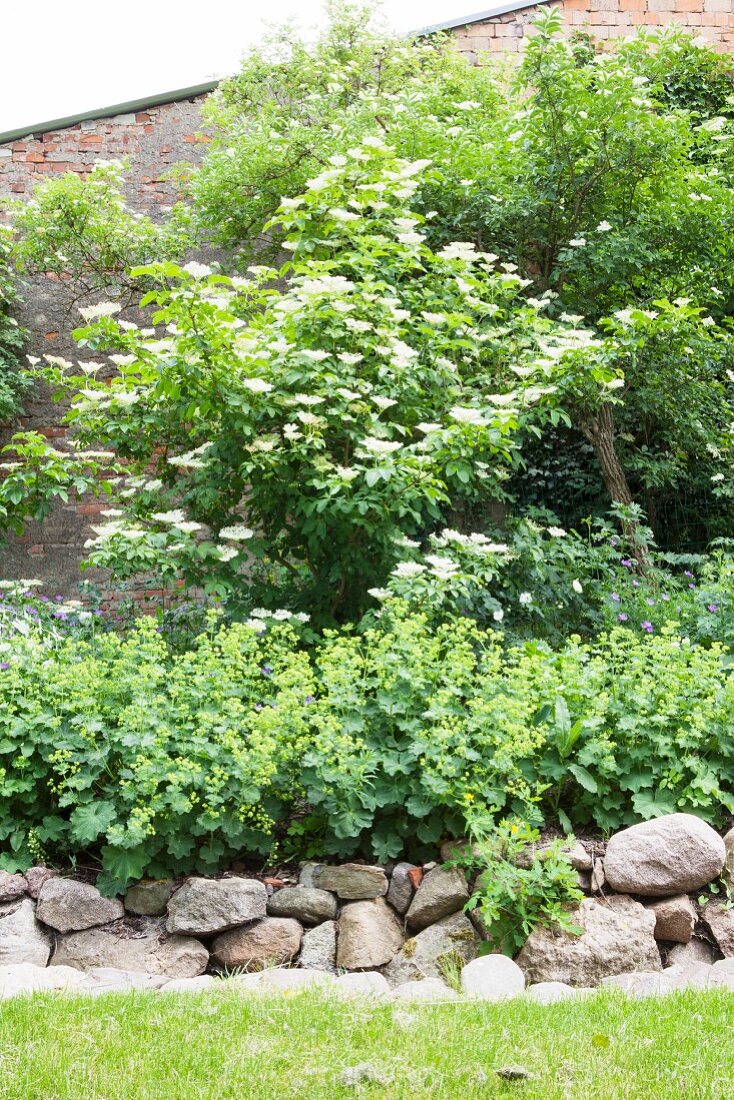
[1,989,733,1099]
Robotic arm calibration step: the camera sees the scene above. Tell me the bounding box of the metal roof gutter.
[0,80,220,146]
[413,0,552,36]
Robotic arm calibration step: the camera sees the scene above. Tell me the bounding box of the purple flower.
[40,596,49,603]
[688,584,696,590]
[54,611,68,621]
[646,598,655,606]
[304,695,315,705]
[641,620,654,633]
[610,536,619,547]
[708,604,719,613]
[254,703,264,711]
[0,662,9,671]
[54,595,64,603]
[631,579,640,588]
[618,613,628,622]
[261,666,273,676]
[661,594,670,601]
[684,571,693,578]
[621,558,633,568]
[611,593,620,602]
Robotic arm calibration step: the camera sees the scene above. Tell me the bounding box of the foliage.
[0,144,617,623]
[462,818,583,956]
[7,162,191,300]
[2,603,734,888]
[0,225,29,422]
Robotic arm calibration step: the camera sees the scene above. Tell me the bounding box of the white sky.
[0,0,479,134]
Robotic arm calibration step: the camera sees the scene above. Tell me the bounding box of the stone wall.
[450,0,734,57]
[0,814,733,999]
[0,95,212,598]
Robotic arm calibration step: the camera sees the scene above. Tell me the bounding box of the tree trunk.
[581,403,645,562]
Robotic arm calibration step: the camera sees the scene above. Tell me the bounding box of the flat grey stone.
[406,866,469,931]
[525,981,578,1004]
[333,972,391,998]
[267,885,336,925]
[259,968,335,992]
[667,938,716,967]
[315,865,387,900]
[50,921,208,978]
[37,879,124,933]
[76,967,169,994]
[392,977,459,1002]
[0,898,52,967]
[299,920,337,973]
[159,975,217,993]
[166,877,266,936]
[0,962,85,997]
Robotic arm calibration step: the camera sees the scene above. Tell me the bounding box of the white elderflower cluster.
[78,302,122,322]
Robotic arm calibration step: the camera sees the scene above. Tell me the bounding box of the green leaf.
[99,844,149,893]
[567,764,598,794]
[69,802,117,846]
[632,790,677,819]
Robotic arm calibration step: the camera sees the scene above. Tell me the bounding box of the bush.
[2,604,734,891]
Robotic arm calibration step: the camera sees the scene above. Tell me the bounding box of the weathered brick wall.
[0,95,212,599]
[451,1,734,56]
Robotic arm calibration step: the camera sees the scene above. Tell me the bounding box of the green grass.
[0,989,732,1099]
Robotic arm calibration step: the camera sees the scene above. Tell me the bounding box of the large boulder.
[461,954,525,1001]
[211,917,303,970]
[405,866,469,931]
[50,921,208,978]
[299,920,337,972]
[336,898,404,970]
[166,877,266,935]
[0,898,52,967]
[382,911,481,988]
[515,896,661,987]
[266,885,336,925]
[37,878,124,933]
[315,865,387,900]
[604,814,725,897]
[647,895,696,944]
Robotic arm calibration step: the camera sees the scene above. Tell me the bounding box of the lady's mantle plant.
[1,141,619,622]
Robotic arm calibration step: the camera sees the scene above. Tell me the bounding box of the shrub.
[1,604,734,890]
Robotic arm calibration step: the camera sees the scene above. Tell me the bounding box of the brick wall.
[451,0,734,55]
[0,95,212,600]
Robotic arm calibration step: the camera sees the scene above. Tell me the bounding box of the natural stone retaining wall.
[1,813,734,999]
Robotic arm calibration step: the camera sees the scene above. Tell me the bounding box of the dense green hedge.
[1,603,732,892]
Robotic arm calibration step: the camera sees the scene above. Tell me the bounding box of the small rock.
[299,920,337,972]
[663,962,712,990]
[382,911,481,988]
[259,967,335,992]
[385,863,417,916]
[51,921,208,978]
[340,1063,388,1087]
[590,860,605,892]
[0,898,52,967]
[525,981,577,1004]
[315,865,387,900]
[266,885,336,925]
[159,975,217,993]
[37,879,124,933]
[166,877,267,936]
[0,872,27,904]
[515,840,591,873]
[723,825,734,886]
[516,896,660,987]
[601,971,669,997]
[23,866,57,900]
[298,863,326,888]
[76,967,168,994]
[337,898,404,970]
[211,917,303,970]
[708,957,734,988]
[496,1067,533,1081]
[334,972,391,998]
[406,866,469,931]
[0,962,85,997]
[703,902,734,957]
[461,954,525,1001]
[667,938,717,967]
[407,867,423,890]
[604,814,725,897]
[392,977,459,1002]
[648,895,696,944]
[124,880,173,918]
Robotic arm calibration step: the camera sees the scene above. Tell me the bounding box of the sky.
[0,0,481,134]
